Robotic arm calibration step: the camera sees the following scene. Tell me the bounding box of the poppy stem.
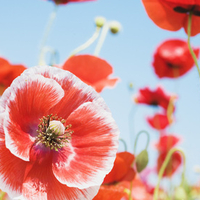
[133,130,150,154]
[0,191,6,200]
[128,180,133,200]
[119,138,128,151]
[187,11,200,78]
[38,5,58,65]
[94,22,110,56]
[153,148,186,200]
[69,27,101,57]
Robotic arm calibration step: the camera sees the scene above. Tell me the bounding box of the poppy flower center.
[166,62,180,69]
[163,1,200,16]
[150,100,159,106]
[36,114,73,151]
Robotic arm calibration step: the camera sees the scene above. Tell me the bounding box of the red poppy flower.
[61,55,119,93]
[153,39,199,78]
[0,66,119,200]
[103,152,135,184]
[120,176,153,200]
[134,86,175,110]
[147,113,171,130]
[93,184,128,200]
[155,135,181,152]
[142,0,200,36]
[156,134,182,177]
[48,0,95,5]
[157,151,182,177]
[0,57,27,95]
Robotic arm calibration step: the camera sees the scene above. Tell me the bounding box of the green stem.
[129,180,133,200]
[153,148,186,200]
[119,138,127,151]
[187,11,200,78]
[94,22,109,56]
[69,27,101,57]
[38,5,58,65]
[133,130,150,154]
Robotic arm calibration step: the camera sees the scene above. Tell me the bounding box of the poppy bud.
[95,16,106,28]
[109,21,121,34]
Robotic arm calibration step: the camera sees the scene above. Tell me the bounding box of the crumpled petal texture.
[0,66,119,200]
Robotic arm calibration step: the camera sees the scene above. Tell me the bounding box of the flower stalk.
[187,11,200,78]
[153,148,186,200]
[38,5,58,65]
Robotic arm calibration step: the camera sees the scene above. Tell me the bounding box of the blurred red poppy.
[0,57,27,95]
[93,184,128,200]
[156,134,182,177]
[155,135,181,152]
[153,39,199,78]
[49,0,95,5]
[103,152,136,184]
[134,86,175,110]
[147,113,171,130]
[157,151,182,177]
[120,176,153,200]
[61,55,119,93]
[142,0,200,36]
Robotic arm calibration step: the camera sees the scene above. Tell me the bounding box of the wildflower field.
[0,0,200,199]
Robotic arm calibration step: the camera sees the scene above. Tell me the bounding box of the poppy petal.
[142,0,185,31]
[52,102,119,189]
[147,113,171,130]
[4,73,64,161]
[62,55,119,92]
[0,114,27,198]
[23,150,99,200]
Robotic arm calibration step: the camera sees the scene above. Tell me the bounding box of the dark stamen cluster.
[36,114,73,151]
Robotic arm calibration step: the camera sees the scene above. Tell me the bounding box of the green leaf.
[136,149,148,173]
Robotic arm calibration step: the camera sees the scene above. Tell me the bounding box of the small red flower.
[48,0,95,5]
[103,152,136,184]
[155,134,181,152]
[142,0,200,36]
[0,66,119,200]
[147,113,171,130]
[61,55,119,93]
[156,134,182,177]
[0,57,27,95]
[134,86,175,110]
[157,151,182,177]
[153,39,199,78]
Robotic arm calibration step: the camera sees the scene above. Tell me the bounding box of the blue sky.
[1,0,200,186]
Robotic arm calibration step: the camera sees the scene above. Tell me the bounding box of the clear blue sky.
[1,0,200,186]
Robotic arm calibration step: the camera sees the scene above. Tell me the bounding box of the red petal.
[62,55,118,92]
[155,134,181,152]
[52,102,119,189]
[142,0,185,31]
[153,39,199,78]
[147,113,170,130]
[93,184,128,200]
[4,73,64,161]
[0,115,27,198]
[23,150,99,200]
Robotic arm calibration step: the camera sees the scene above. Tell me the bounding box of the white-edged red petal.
[0,114,27,199]
[23,150,99,200]
[4,73,64,161]
[52,102,119,189]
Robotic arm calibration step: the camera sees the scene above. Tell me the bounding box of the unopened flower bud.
[49,120,65,135]
[95,16,106,28]
[109,21,121,34]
